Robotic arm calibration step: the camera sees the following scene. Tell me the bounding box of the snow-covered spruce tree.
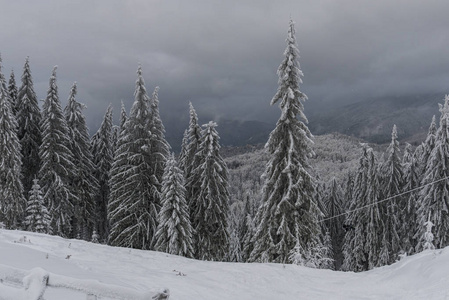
[180,102,202,175]
[417,115,437,181]
[16,57,42,200]
[364,152,383,269]
[108,66,159,250]
[181,102,203,227]
[8,70,18,116]
[119,100,127,132]
[402,143,420,254]
[324,177,344,269]
[0,55,10,103]
[249,20,320,264]
[25,178,51,233]
[110,101,127,152]
[240,194,257,262]
[188,121,230,260]
[422,214,435,251]
[64,82,99,239]
[148,87,170,205]
[39,66,77,237]
[228,227,243,262]
[342,145,382,271]
[343,172,354,212]
[154,153,194,257]
[415,96,449,251]
[178,129,189,168]
[0,66,25,229]
[378,125,403,265]
[91,105,114,240]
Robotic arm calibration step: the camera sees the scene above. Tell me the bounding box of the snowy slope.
[1,229,448,300]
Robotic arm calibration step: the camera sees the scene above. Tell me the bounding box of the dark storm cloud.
[1,0,449,132]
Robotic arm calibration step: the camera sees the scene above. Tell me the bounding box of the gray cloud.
[1,0,449,135]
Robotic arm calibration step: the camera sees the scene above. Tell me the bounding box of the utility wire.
[319,175,449,223]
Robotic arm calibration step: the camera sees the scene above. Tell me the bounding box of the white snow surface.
[1,229,449,299]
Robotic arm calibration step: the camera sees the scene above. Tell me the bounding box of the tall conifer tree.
[0,62,25,229]
[181,103,203,246]
[148,87,170,203]
[402,143,419,254]
[64,82,98,239]
[342,145,382,271]
[39,67,77,237]
[189,121,230,260]
[108,66,159,250]
[378,125,403,264]
[154,153,194,257]
[17,57,42,199]
[249,20,319,263]
[91,105,114,240]
[8,70,18,116]
[324,177,344,269]
[416,96,449,251]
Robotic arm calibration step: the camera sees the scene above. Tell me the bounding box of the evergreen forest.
[0,20,447,272]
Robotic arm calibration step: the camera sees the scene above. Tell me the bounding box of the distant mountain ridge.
[308,93,444,144]
[165,92,445,151]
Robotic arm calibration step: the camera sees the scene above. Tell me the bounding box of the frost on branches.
[249,20,320,264]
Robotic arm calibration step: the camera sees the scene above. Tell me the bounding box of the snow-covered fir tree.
[365,154,384,269]
[422,214,435,251]
[289,231,333,269]
[39,66,77,237]
[342,145,382,271]
[417,115,437,181]
[153,153,194,258]
[0,64,25,229]
[228,228,243,262]
[188,121,230,261]
[249,20,320,263]
[416,95,449,251]
[402,143,420,254]
[343,173,354,212]
[148,86,170,206]
[91,105,114,241]
[25,178,51,233]
[16,57,42,200]
[179,129,189,168]
[64,82,99,239]
[240,194,257,262]
[181,103,203,227]
[180,102,202,175]
[108,66,159,250]
[324,177,344,269]
[0,55,9,103]
[8,70,18,116]
[378,125,403,265]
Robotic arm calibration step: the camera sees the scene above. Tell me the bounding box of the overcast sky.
[1,0,449,133]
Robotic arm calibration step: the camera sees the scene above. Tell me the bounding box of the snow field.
[1,229,449,299]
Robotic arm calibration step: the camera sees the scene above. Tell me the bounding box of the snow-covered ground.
[0,229,448,300]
